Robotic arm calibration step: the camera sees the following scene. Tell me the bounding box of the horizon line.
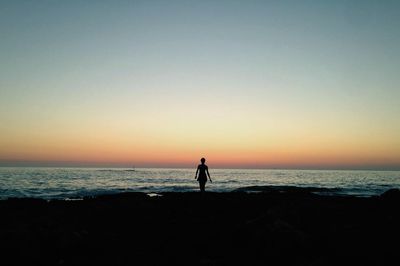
[1,160,399,171]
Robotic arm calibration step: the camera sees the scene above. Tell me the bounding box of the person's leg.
[200,181,205,192]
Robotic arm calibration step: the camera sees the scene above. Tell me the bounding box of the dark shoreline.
[1,189,399,266]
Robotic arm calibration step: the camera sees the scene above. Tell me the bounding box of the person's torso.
[198,164,208,176]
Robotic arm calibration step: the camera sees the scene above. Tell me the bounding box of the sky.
[0,0,400,169]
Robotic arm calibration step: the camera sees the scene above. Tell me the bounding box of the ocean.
[0,167,399,199]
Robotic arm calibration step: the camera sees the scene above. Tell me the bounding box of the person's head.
[200,158,206,164]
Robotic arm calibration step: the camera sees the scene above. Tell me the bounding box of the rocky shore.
[1,188,399,265]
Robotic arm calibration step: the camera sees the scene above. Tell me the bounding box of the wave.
[97,169,135,172]
[234,185,341,195]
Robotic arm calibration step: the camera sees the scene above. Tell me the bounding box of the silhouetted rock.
[0,189,399,266]
[381,188,400,200]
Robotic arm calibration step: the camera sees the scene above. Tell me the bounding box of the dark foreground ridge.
[1,188,400,266]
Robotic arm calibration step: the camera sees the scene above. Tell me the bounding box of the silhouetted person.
[195,158,212,192]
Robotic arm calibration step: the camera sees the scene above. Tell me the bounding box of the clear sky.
[1,0,399,169]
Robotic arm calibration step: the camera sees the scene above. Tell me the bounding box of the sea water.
[0,167,399,199]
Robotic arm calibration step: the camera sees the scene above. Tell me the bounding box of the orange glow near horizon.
[1,121,399,169]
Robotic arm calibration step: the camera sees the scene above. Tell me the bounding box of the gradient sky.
[1,0,400,169]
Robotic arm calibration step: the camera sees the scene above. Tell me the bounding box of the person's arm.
[195,165,199,179]
[206,166,212,182]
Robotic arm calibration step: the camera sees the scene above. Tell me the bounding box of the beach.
[1,187,399,266]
